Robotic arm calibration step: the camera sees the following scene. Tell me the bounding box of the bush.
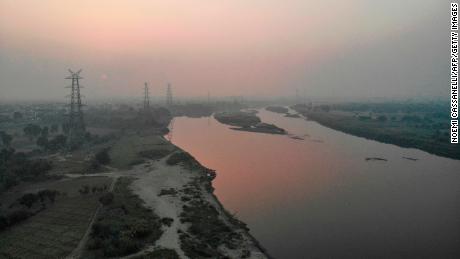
[161,217,174,227]
[107,237,140,257]
[99,193,114,205]
[0,131,12,148]
[86,177,163,258]
[0,214,8,231]
[138,149,171,160]
[129,219,152,238]
[79,185,90,195]
[47,134,67,151]
[29,159,52,178]
[358,116,371,121]
[18,193,39,208]
[38,189,59,203]
[133,248,180,259]
[23,124,41,139]
[377,115,388,122]
[7,209,31,225]
[158,188,177,196]
[166,152,193,166]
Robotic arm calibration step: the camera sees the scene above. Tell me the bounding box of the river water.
[169,109,460,258]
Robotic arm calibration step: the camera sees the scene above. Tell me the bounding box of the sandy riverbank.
[127,153,268,258]
[76,133,268,258]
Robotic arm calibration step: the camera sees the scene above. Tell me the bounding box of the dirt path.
[66,176,118,259]
[64,156,267,259]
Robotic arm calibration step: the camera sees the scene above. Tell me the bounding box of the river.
[169,109,460,258]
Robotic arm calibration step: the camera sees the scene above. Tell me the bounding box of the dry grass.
[109,133,174,169]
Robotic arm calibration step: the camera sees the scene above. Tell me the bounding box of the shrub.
[133,248,180,259]
[29,159,52,178]
[108,237,140,257]
[7,209,31,225]
[99,193,114,205]
[38,189,59,203]
[158,188,177,196]
[0,214,8,231]
[18,193,39,208]
[138,149,171,160]
[86,177,163,258]
[79,185,90,195]
[47,134,67,151]
[377,115,388,122]
[0,131,12,148]
[166,152,193,166]
[23,124,41,139]
[129,219,152,238]
[91,222,116,239]
[161,217,174,227]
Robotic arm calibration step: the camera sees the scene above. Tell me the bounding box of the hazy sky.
[0,0,451,101]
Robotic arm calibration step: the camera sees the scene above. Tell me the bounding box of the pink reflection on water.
[170,113,347,217]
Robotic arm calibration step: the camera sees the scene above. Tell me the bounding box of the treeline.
[329,101,450,118]
[84,106,172,130]
[304,112,460,160]
[0,148,53,192]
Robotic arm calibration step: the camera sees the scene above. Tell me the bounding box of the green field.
[109,133,175,169]
[0,177,112,259]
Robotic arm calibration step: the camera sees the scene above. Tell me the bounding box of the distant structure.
[143,82,150,110]
[65,69,85,141]
[166,83,173,106]
[295,88,300,104]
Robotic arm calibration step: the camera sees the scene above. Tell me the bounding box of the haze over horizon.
[0,0,450,102]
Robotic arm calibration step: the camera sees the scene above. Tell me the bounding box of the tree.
[41,127,49,138]
[36,135,48,149]
[47,135,67,151]
[0,131,12,148]
[13,112,23,120]
[18,193,39,208]
[377,115,388,122]
[94,148,110,165]
[36,127,50,149]
[62,123,70,135]
[50,124,59,133]
[23,124,41,140]
[320,105,331,112]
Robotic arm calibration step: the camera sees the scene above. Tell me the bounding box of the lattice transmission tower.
[166,83,173,106]
[144,82,150,110]
[65,69,85,140]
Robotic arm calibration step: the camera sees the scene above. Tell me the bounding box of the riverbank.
[88,132,269,258]
[124,137,269,258]
[292,108,460,160]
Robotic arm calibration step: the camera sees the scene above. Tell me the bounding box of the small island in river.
[214,111,287,135]
[265,106,289,114]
